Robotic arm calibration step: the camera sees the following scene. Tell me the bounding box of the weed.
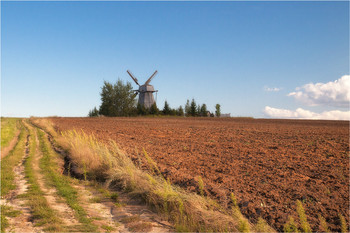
[109,192,119,204]
[318,215,329,233]
[284,216,299,233]
[127,221,153,232]
[238,218,250,232]
[101,224,115,232]
[1,205,22,231]
[296,200,311,232]
[255,217,270,232]
[230,192,238,207]
[197,176,204,197]
[339,214,348,233]
[89,197,102,203]
[120,215,141,224]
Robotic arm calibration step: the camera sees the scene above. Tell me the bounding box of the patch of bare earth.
[70,181,173,232]
[1,129,20,159]
[0,134,43,233]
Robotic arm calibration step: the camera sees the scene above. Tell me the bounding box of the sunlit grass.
[1,117,21,148]
[37,128,98,232]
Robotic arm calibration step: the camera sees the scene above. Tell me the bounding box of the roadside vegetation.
[1,117,21,148]
[22,123,63,231]
[1,120,26,231]
[36,128,98,232]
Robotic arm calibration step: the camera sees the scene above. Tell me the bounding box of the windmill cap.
[140,85,155,92]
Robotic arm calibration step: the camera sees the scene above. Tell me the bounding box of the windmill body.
[127,70,158,109]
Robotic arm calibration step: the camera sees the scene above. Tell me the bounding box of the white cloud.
[264,86,281,92]
[288,75,350,108]
[264,106,350,120]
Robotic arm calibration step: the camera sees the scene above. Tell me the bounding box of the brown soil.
[50,117,350,232]
[1,129,20,159]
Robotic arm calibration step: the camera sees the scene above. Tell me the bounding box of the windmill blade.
[127,70,140,86]
[145,70,158,85]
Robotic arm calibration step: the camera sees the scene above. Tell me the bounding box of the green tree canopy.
[190,99,197,116]
[163,100,171,115]
[99,79,136,117]
[200,104,208,117]
[215,104,221,117]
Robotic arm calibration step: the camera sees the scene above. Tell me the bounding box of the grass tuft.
[284,216,299,233]
[296,200,311,233]
[339,214,348,233]
[318,214,330,233]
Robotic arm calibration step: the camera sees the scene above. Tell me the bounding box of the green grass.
[1,121,25,197]
[1,205,22,232]
[23,123,63,231]
[37,128,98,232]
[1,117,20,148]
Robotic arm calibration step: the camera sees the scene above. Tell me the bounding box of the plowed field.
[50,117,349,231]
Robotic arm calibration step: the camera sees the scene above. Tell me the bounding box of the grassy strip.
[1,117,20,148]
[22,122,63,231]
[36,128,98,232]
[1,121,25,197]
[1,120,25,232]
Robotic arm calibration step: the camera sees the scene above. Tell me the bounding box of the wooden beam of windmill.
[127,70,140,86]
[145,70,158,86]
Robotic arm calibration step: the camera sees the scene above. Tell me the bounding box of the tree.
[200,104,208,117]
[137,103,147,115]
[185,99,191,116]
[215,104,221,117]
[88,107,99,117]
[190,99,197,116]
[99,79,136,117]
[149,103,159,115]
[163,100,171,115]
[177,106,184,116]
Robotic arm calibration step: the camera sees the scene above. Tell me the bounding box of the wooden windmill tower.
[127,70,158,109]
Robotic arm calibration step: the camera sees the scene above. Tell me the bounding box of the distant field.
[51,117,349,232]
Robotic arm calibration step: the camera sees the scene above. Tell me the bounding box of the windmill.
[127,70,158,109]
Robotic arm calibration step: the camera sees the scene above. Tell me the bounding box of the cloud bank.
[264,106,350,120]
[288,75,350,108]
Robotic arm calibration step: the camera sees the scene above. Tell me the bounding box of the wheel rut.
[32,128,79,227]
[1,132,43,233]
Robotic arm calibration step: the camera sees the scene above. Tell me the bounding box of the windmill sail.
[127,70,140,86]
[145,70,158,85]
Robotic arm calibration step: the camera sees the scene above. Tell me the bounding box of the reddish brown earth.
[50,117,349,232]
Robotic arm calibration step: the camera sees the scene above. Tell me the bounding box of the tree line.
[89,79,221,117]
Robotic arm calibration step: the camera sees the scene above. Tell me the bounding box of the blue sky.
[1,1,349,119]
